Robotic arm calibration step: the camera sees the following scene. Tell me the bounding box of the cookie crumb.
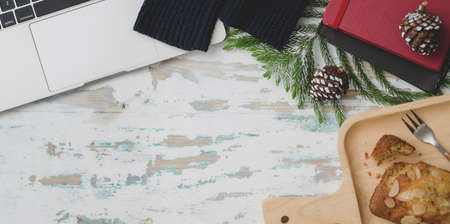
[363,162,368,167]
[368,172,372,177]
[365,152,369,160]
[418,153,423,156]
[377,160,382,166]
[376,173,381,179]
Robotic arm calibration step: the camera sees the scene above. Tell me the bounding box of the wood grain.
[0,43,448,223]
[263,94,450,224]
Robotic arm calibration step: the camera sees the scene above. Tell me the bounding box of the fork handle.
[435,143,450,162]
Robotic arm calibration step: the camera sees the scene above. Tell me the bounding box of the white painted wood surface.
[0,43,448,224]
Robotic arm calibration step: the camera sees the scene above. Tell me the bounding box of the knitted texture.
[220,0,307,50]
[134,0,307,51]
[134,0,223,51]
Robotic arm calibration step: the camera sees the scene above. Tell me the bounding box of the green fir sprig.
[223,0,450,126]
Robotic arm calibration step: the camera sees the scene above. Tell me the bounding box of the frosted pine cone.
[310,66,349,102]
[399,1,442,56]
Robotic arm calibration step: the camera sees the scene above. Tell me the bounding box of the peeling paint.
[177,178,217,189]
[90,175,97,188]
[125,174,142,186]
[215,134,237,143]
[93,181,122,199]
[233,75,259,82]
[147,151,220,176]
[150,65,172,89]
[241,133,260,137]
[241,101,295,113]
[73,153,84,159]
[88,140,135,152]
[275,114,339,133]
[47,142,62,157]
[39,174,81,186]
[77,216,125,224]
[234,212,246,220]
[275,158,341,182]
[52,86,124,112]
[139,218,153,224]
[207,192,252,201]
[29,175,36,183]
[190,100,229,112]
[157,135,212,148]
[56,210,65,216]
[226,167,253,178]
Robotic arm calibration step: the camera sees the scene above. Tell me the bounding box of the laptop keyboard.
[0,0,90,29]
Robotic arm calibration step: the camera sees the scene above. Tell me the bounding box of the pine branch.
[443,77,450,89]
[332,100,345,126]
[223,35,261,51]
[304,7,324,18]
[291,35,317,109]
[353,56,409,105]
[319,36,335,65]
[313,101,324,124]
[337,49,370,98]
[371,65,431,100]
[223,0,447,127]
[308,0,329,7]
[337,49,406,105]
[226,28,243,38]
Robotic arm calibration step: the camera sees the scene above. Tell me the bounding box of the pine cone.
[310,66,349,102]
[399,1,442,56]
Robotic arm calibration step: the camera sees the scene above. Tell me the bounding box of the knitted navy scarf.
[134,0,307,51]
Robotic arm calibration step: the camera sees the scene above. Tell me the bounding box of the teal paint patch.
[241,133,260,137]
[166,169,182,175]
[275,114,339,133]
[91,177,122,199]
[215,134,237,143]
[9,125,23,129]
[94,183,122,199]
[89,140,135,152]
[78,217,126,224]
[177,179,217,189]
[225,167,254,179]
[125,174,143,186]
[200,150,218,155]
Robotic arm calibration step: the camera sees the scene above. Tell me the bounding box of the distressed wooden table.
[1,44,447,224]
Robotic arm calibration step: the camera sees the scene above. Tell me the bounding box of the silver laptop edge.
[0,0,226,112]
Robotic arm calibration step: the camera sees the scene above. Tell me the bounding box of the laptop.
[0,0,226,112]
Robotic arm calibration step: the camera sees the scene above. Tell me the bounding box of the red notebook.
[323,0,450,72]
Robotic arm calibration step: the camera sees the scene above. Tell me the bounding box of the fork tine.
[410,110,424,125]
[402,118,416,133]
[405,113,419,128]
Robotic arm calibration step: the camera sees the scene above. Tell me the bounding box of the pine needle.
[313,101,324,124]
[308,0,329,7]
[222,0,447,127]
[332,100,345,126]
[304,7,324,18]
[319,36,335,65]
[371,65,431,100]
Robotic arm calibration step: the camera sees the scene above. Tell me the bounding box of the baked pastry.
[371,135,416,161]
[369,162,450,224]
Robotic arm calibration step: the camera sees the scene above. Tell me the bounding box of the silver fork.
[402,110,450,162]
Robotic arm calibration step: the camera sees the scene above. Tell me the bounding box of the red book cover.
[323,0,449,72]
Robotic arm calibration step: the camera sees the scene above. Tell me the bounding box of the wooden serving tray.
[262,94,450,224]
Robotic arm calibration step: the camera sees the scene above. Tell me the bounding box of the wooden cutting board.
[262,94,450,224]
